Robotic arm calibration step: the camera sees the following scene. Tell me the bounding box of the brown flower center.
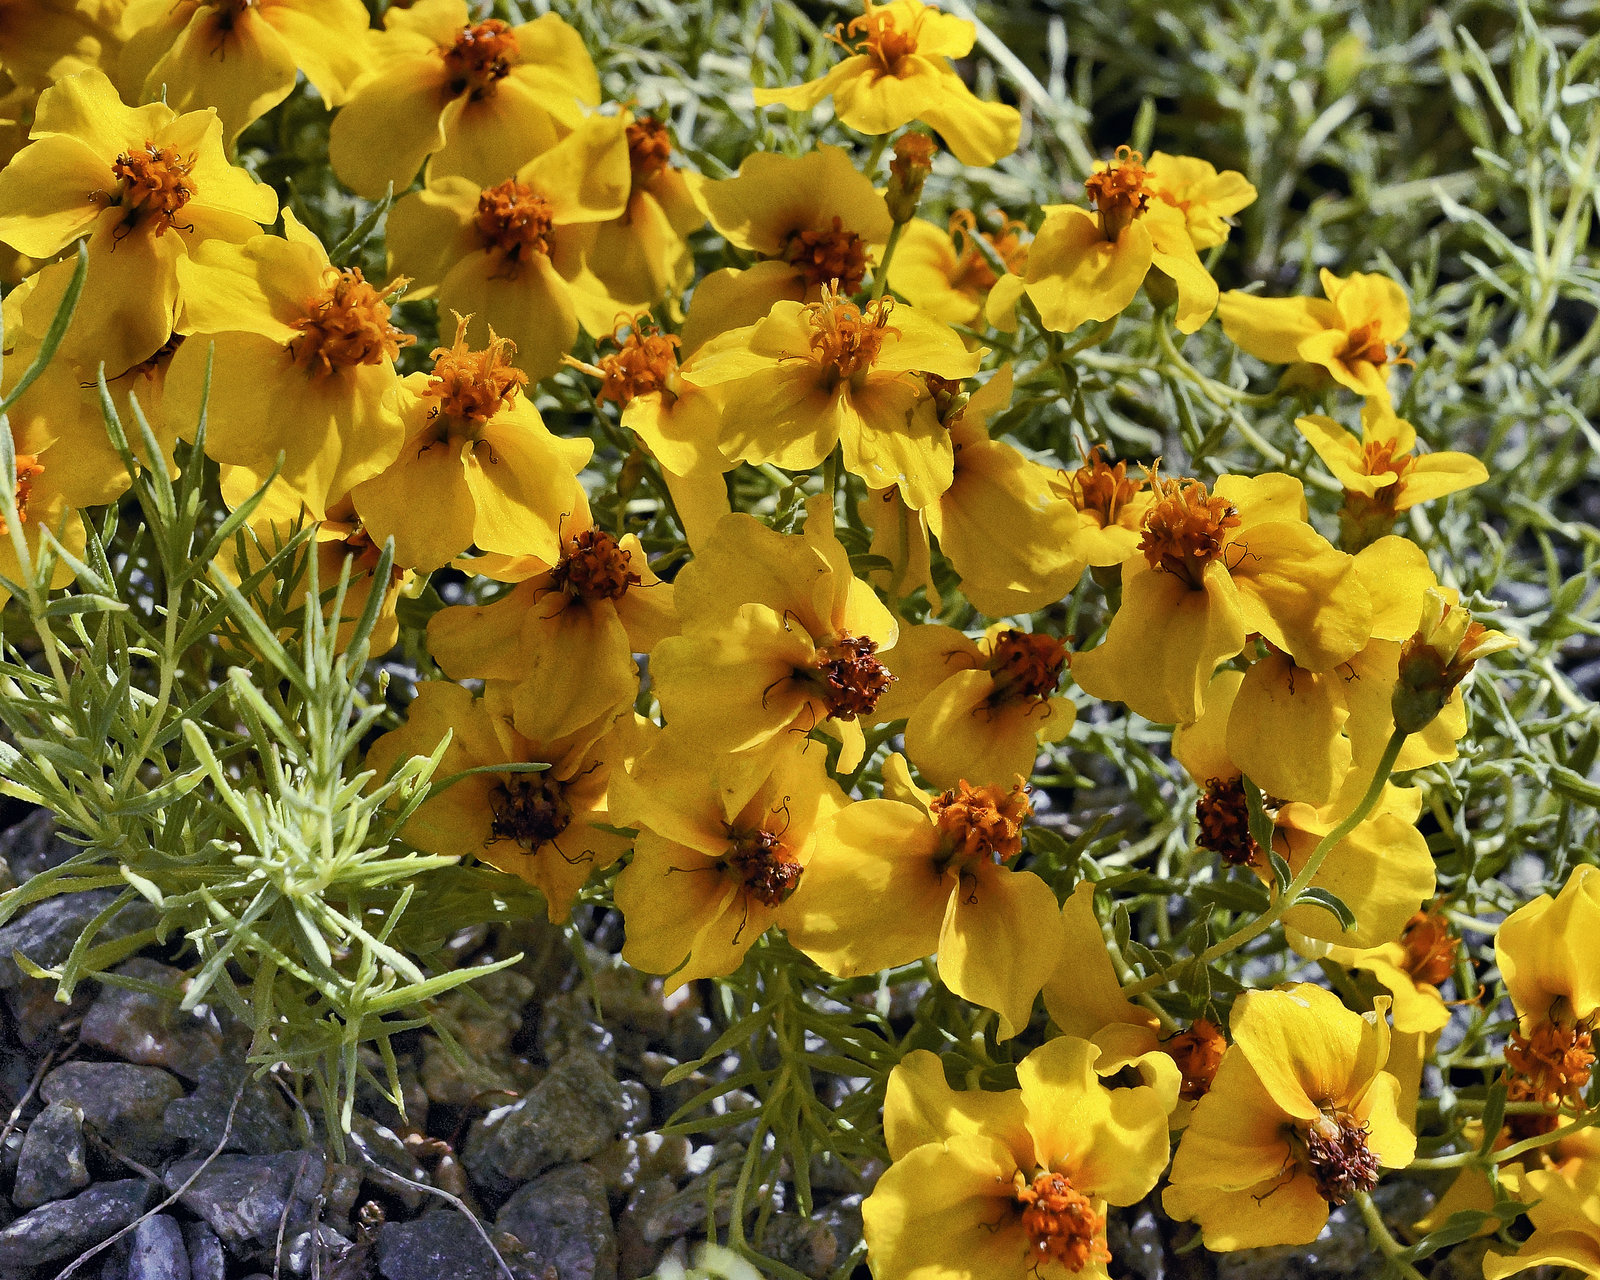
[443,19,518,99]
[548,528,640,602]
[426,316,527,428]
[1195,776,1259,868]
[1398,908,1457,987]
[1299,1109,1380,1206]
[723,823,802,907]
[987,629,1067,703]
[805,632,893,720]
[805,288,897,384]
[0,454,43,536]
[785,217,870,293]
[930,779,1030,868]
[1012,1170,1109,1272]
[1084,146,1151,240]
[101,143,197,238]
[596,325,680,407]
[1164,1019,1226,1101]
[475,180,555,278]
[1066,447,1144,528]
[286,269,413,378]
[1339,320,1390,369]
[1138,474,1241,588]
[626,116,673,187]
[489,774,571,849]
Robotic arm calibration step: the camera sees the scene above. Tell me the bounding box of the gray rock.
[641,1174,738,1244]
[163,1150,323,1250]
[763,1215,837,1278]
[495,1164,617,1280]
[464,1050,625,1188]
[285,1224,350,1275]
[128,1214,190,1280]
[0,889,159,990]
[41,1062,184,1163]
[1107,1206,1164,1280]
[376,1211,503,1280]
[12,1099,90,1208]
[163,1060,295,1157]
[182,1221,224,1280]
[0,809,78,884]
[0,1178,153,1270]
[80,959,222,1082]
[590,1133,692,1196]
[616,1177,675,1280]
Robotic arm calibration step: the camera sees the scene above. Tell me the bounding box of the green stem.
[1121,728,1407,998]
[1355,1191,1428,1280]
[869,221,905,301]
[1408,1106,1600,1170]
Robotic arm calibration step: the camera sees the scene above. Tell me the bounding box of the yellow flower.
[876,622,1075,789]
[0,0,113,91]
[649,496,898,773]
[788,754,1062,1037]
[886,209,1029,329]
[681,144,892,353]
[753,0,1020,168]
[1053,446,1153,568]
[349,315,591,571]
[385,115,631,383]
[118,0,370,144]
[1164,984,1416,1250]
[426,499,675,747]
[1024,146,1219,336]
[610,735,846,992]
[680,288,982,510]
[0,68,277,376]
[1071,471,1370,726]
[1319,907,1457,1038]
[1219,268,1410,401]
[364,682,637,923]
[862,1037,1171,1280]
[165,215,409,515]
[0,397,88,608]
[328,0,598,200]
[1142,151,1256,251]
[1483,1161,1600,1280]
[1391,586,1517,735]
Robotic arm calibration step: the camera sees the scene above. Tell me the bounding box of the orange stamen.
[1137,471,1241,588]
[1013,1170,1110,1272]
[426,315,528,428]
[1083,146,1151,240]
[286,269,413,378]
[474,179,555,279]
[443,19,518,99]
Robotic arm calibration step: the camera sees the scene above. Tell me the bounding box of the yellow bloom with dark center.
[681,288,982,510]
[753,0,1020,168]
[862,1036,1171,1280]
[887,208,1030,330]
[610,734,846,993]
[350,314,592,572]
[1165,984,1416,1250]
[1072,470,1371,727]
[328,0,598,199]
[0,68,276,376]
[681,144,891,353]
[364,682,638,923]
[118,0,370,144]
[0,382,89,608]
[1024,146,1219,336]
[1219,268,1411,401]
[386,115,631,383]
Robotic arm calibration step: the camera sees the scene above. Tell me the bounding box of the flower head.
[1391,589,1515,734]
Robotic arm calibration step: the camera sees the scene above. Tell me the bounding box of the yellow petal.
[882,1049,1031,1164]
[1025,206,1151,333]
[938,864,1063,1039]
[1230,984,1386,1124]
[1228,650,1351,806]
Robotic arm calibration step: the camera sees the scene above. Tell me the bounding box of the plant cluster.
[0,0,1597,1277]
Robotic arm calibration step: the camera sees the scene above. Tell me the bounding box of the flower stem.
[1355,1191,1429,1280]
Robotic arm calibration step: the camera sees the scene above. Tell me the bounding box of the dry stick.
[0,1034,75,1153]
[57,1075,249,1280]
[273,1150,315,1280]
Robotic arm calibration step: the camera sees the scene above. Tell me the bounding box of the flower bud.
[1391,589,1516,734]
[886,132,936,224]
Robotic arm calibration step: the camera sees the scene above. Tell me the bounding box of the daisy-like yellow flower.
[165,215,409,515]
[1053,445,1153,568]
[350,315,592,571]
[885,208,1029,329]
[1024,146,1220,336]
[1484,1160,1600,1280]
[681,143,892,353]
[753,0,1020,168]
[862,1036,1171,1280]
[1165,984,1416,1250]
[789,754,1062,1036]
[1219,268,1411,401]
[649,496,898,773]
[385,115,631,383]
[611,734,845,992]
[1142,151,1257,252]
[364,682,638,923]
[1071,470,1370,727]
[118,0,370,144]
[328,0,598,199]
[0,68,277,376]
[681,288,982,510]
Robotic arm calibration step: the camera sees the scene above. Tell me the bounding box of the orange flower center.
[786,217,870,293]
[595,326,680,407]
[489,775,571,850]
[286,269,413,378]
[805,632,893,720]
[947,210,1030,293]
[626,116,673,187]
[1195,776,1260,868]
[1163,1019,1227,1101]
[1299,1109,1380,1206]
[549,528,640,602]
[336,523,407,586]
[831,1,926,76]
[1012,1170,1109,1272]
[1398,908,1457,987]
[1066,446,1144,528]
[1084,146,1151,240]
[930,778,1030,868]
[475,179,555,277]
[805,289,898,385]
[102,143,197,238]
[1138,474,1241,589]
[987,629,1067,703]
[1506,1017,1595,1114]
[723,823,802,907]
[1339,320,1390,368]
[443,19,518,99]
[426,317,527,429]
[0,454,43,536]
